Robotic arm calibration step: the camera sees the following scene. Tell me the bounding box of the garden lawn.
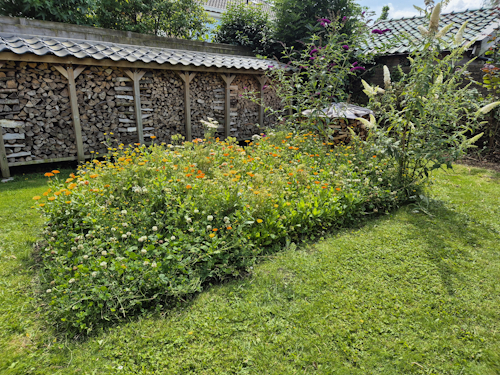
[0,164,499,374]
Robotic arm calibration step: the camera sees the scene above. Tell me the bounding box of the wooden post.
[257,75,267,127]
[124,70,146,144]
[221,74,236,138]
[54,65,85,163]
[0,61,9,179]
[177,72,196,142]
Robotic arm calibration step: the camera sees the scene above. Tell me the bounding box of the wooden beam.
[0,52,265,75]
[257,75,267,127]
[55,65,85,163]
[0,61,10,179]
[221,74,236,138]
[7,154,93,167]
[177,72,196,142]
[124,69,147,144]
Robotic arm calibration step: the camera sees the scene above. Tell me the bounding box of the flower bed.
[34,132,410,334]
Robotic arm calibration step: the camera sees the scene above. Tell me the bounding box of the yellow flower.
[257,219,263,223]
[209,233,215,238]
[32,196,41,200]
[39,204,45,207]
[48,197,56,201]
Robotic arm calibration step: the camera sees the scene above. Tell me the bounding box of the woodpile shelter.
[0,16,282,178]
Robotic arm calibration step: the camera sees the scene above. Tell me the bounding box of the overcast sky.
[358,0,488,20]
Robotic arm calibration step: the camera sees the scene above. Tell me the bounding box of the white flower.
[429,3,441,33]
[117,366,123,370]
[141,249,147,254]
[224,216,230,223]
[83,255,89,260]
[127,232,132,236]
[207,215,214,221]
[477,101,500,115]
[383,65,391,90]
[189,227,194,232]
[102,251,107,256]
[151,262,157,268]
[252,134,261,140]
[152,226,158,231]
[378,178,383,182]
[143,261,149,265]
[454,21,468,46]
[185,216,192,223]
[122,234,128,239]
[171,236,176,241]
[77,244,84,250]
[46,289,52,293]
[207,225,212,230]
[92,271,98,277]
[122,223,128,227]
[100,261,107,268]
[194,209,199,214]
[111,227,116,231]
[138,236,147,242]
[121,210,127,215]
[68,278,76,284]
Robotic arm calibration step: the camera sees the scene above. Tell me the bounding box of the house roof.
[0,33,272,72]
[204,0,272,14]
[365,7,500,55]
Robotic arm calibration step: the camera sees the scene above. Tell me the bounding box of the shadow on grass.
[0,169,75,193]
[405,199,487,296]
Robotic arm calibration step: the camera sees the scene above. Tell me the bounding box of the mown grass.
[0,164,499,374]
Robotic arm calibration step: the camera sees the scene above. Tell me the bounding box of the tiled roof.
[365,7,500,55]
[0,34,272,71]
[204,0,272,14]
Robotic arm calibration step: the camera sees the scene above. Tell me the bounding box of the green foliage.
[93,0,212,39]
[377,5,390,21]
[273,0,364,50]
[34,131,407,334]
[0,0,94,25]
[245,17,376,142]
[361,3,487,186]
[213,2,275,55]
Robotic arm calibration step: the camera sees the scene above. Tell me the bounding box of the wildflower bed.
[35,132,410,334]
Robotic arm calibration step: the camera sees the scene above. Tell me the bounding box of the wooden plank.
[115,86,133,92]
[113,77,132,82]
[6,151,31,158]
[4,143,25,148]
[116,95,134,100]
[177,72,195,142]
[0,99,19,105]
[66,65,85,163]
[53,65,68,80]
[0,88,17,93]
[257,75,267,127]
[0,76,15,81]
[3,133,25,140]
[118,118,135,123]
[7,154,92,167]
[0,121,10,178]
[0,120,24,128]
[124,70,147,144]
[221,74,236,138]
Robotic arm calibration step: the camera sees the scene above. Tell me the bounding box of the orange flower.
[213,228,218,232]
[39,204,45,207]
[314,181,320,184]
[54,191,61,196]
[66,178,74,183]
[48,197,55,201]
[223,153,229,157]
[90,174,98,178]
[70,173,76,178]
[138,162,145,166]
[68,183,77,190]
[186,174,192,177]
[150,135,157,139]
[336,187,341,191]
[226,226,232,230]
[32,196,41,200]
[65,201,71,204]
[104,184,110,188]
[373,155,377,158]
[44,172,54,177]
[186,185,192,189]
[65,191,71,195]
[43,192,49,196]
[52,170,60,174]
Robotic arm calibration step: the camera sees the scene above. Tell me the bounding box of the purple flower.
[317,18,331,27]
[352,61,358,67]
[362,11,366,16]
[309,57,316,60]
[342,16,348,22]
[243,86,247,89]
[350,66,366,72]
[342,45,349,50]
[267,65,274,69]
[382,28,391,33]
[372,29,383,34]
[310,48,318,55]
[263,85,268,89]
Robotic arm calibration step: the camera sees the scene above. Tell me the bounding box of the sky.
[358,0,488,20]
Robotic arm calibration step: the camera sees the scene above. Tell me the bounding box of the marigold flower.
[43,192,49,196]
[226,226,232,230]
[336,187,341,191]
[209,233,215,238]
[39,203,45,207]
[33,196,41,200]
[186,185,192,189]
[213,228,218,232]
[257,219,263,223]
[150,135,157,139]
[52,170,60,174]
[66,201,71,204]
[48,197,56,201]
[90,174,98,178]
[44,172,54,177]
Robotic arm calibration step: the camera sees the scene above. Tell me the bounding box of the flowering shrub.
[34,131,410,334]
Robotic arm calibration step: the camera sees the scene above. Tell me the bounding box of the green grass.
[1,165,499,374]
